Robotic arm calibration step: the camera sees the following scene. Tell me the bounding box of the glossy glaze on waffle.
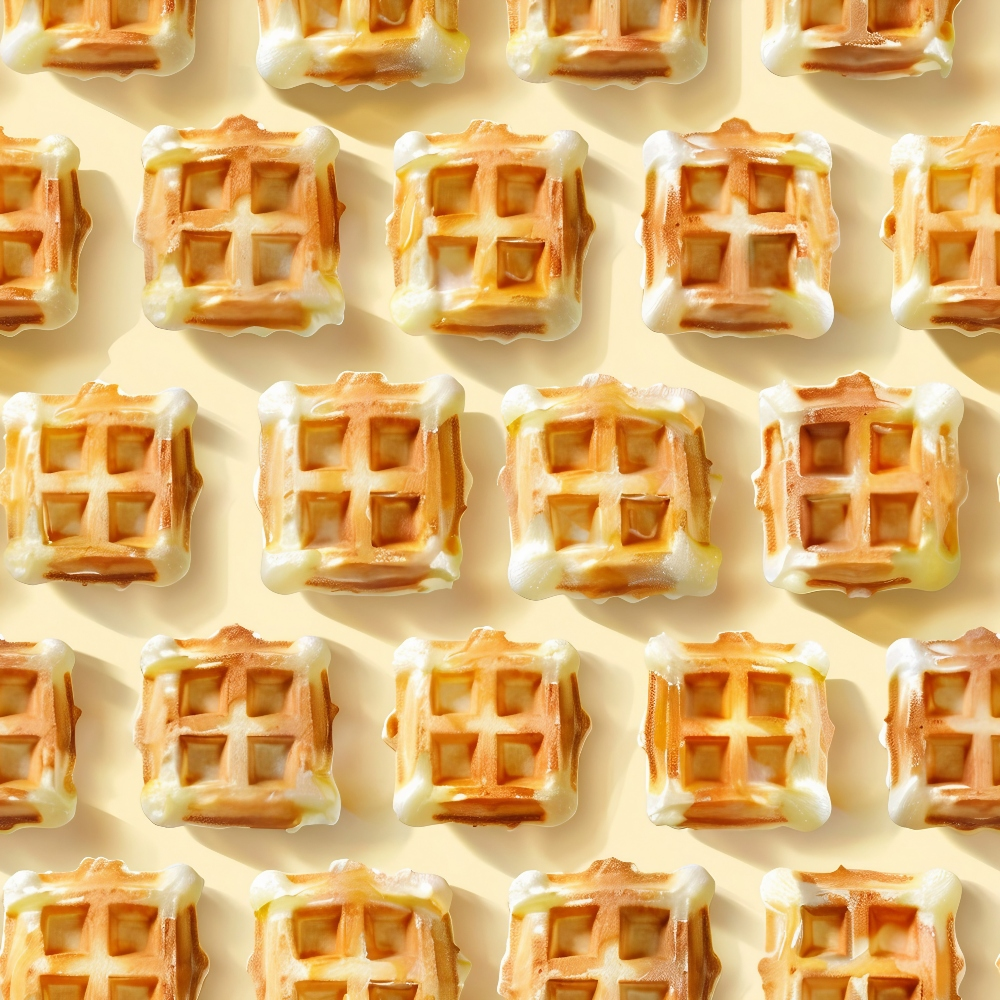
[383,626,590,827]
[641,631,834,830]
[882,627,1000,831]
[0,382,203,587]
[135,115,344,337]
[0,858,209,1000]
[134,624,339,830]
[500,374,721,601]
[882,123,1000,335]
[388,120,594,343]
[249,860,470,1000]
[499,858,721,1000]
[640,118,839,338]
[0,637,79,831]
[257,373,470,595]
[1,0,197,77]
[752,371,966,597]
[762,0,962,79]
[760,866,964,1000]
[505,0,710,87]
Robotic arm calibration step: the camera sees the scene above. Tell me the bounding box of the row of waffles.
[0,855,977,1000]
[7,113,1000,342]
[0,621,995,835]
[0,1,970,87]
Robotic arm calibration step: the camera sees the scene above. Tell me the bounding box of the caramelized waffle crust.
[500,374,721,601]
[135,115,345,337]
[505,0,711,87]
[0,382,203,587]
[642,631,834,830]
[134,624,340,830]
[249,860,470,1000]
[752,371,967,597]
[499,858,721,1000]
[762,0,962,79]
[383,626,591,827]
[388,120,594,343]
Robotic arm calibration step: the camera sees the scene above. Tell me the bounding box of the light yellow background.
[2,0,1000,996]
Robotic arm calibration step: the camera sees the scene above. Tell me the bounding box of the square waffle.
[382,626,591,828]
[134,624,340,830]
[499,373,721,601]
[0,858,209,1000]
[1,0,196,77]
[255,0,469,89]
[249,859,470,1000]
[499,858,721,1000]
[256,372,470,595]
[882,627,1000,831]
[135,115,345,337]
[0,129,91,334]
[641,631,833,830]
[387,120,594,343]
[760,866,964,1000]
[505,0,710,87]
[882,123,1000,335]
[752,371,967,596]
[639,117,839,338]
[0,382,203,587]
[0,636,79,831]
[761,0,962,79]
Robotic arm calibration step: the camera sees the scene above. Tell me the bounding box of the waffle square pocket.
[1,0,196,77]
[761,0,961,79]
[759,866,964,1000]
[256,373,470,595]
[135,115,344,337]
[388,121,594,343]
[249,860,470,1000]
[383,627,590,827]
[505,0,711,87]
[499,858,721,1000]
[134,624,339,830]
[0,858,209,1000]
[752,371,966,596]
[641,631,833,830]
[256,0,468,89]
[0,382,203,587]
[639,118,838,338]
[499,374,721,601]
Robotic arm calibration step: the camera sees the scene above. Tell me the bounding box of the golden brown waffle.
[383,626,590,828]
[882,123,1000,335]
[505,0,710,87]
[499,374,721,601]
[1,0,196,77]
[640,118,838,338]
[0,129,91,334]
[0,637,79,831]
[0,382,203,588]
[135,115,344,337]
[641,631,834,830]
[0,857,209,1000]
[752,371,967,596]
[134,624,339,830]
[388,120,594,343]
[499,858,721,1000]
[760,866,964,1000]
[882,627,1000,831]
[249,860,470,1000]
[762,0,962,78]
[256,0,468,89]
[257,373,470,595]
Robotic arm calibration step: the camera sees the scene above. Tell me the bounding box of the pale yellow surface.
[2,1,1000,998]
